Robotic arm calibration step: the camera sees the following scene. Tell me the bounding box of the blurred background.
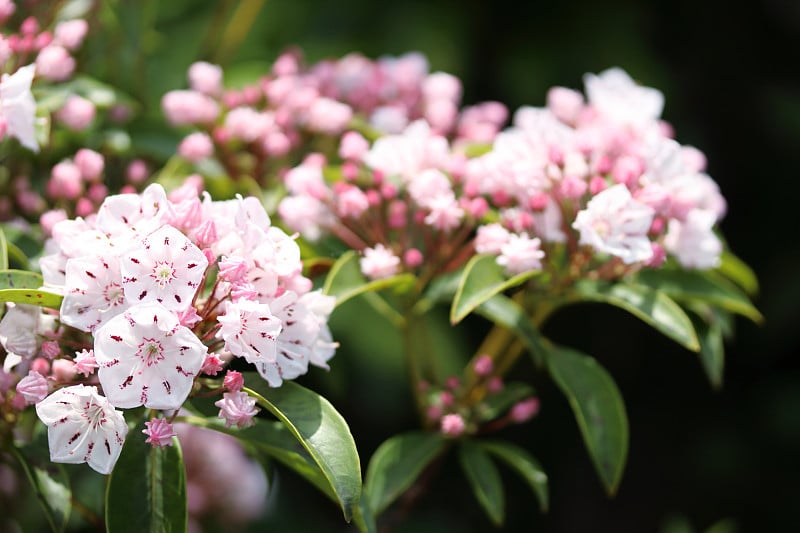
[41,0,800,531]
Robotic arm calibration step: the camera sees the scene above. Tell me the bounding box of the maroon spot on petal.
[85,270,96,279]
[176,365,192,377]
[68,432,81,444]
[110,335,123,342]
[163,380,171,394]
[187,263,197,269]
[105,440,111,455]
[121,216,129,224]
[258,317,271,322]
[129,257,140,264]
[139,290,147,300]
[120,376,133,389]
[174,294,182,303]
[164,236,170,246]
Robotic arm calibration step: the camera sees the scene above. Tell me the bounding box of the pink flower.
[162,90,220,126]
[223,370,244,392]
[36,45,75,81]
[188,61,223,96]
[54,19,89,50]
[47,160,83,200]
[35,385,128,474]
[94,303,207,410]
[74,349,97,377]
[143,418,176,448]
[74,148,105,182]
[200,353,224,376]
[339,131,369,161]
[440,413,465,437]
[497,233,545,275]
[473,354,493,377]
[215,391,259,429]
[56,95,95,131]
[663,209,722,269]
[178,132,214,162]
[510,397,540,423]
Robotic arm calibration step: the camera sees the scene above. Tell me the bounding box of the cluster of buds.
[0,181,337,473]
[164,49,505,186]
[278,67,727,286]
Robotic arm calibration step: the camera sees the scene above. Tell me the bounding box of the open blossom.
[360,244,401,280]
[215,391,259,429]
[663,209,722,269]
[60,254,126,332]
[94,303,207,410]
[35,385,128,475]
[121,225,208,312]
[584,67,664,128]
[572,184,655,264]
[217,299,282,371]
[0,64,38,152]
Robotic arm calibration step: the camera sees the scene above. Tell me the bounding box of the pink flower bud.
[162,90,220,126]
[176,306,202,328]
[645,242,667,268]
[201,353,224,376]
[21,17,39,35]
[54,19,88,50]
[223,370,244,392]
[589,176,608,195]
[218,256,248,283]
[510,397,540,423]
[51,359,76,382]
[74,349,97,377]
[48,161,83,200]
[558,176,588,200]
[547,86,584,124]
[75,198,95,217]
[440,413,465,437]
[339,131,369,161]
[34,32,53,51]
[426,405,442,421]
[74,149,105,182]
[473,354,493,377]
[263,131,291,156]
[215,391,259,429]
[40,209,67,236]
[126,159,148,184]
[188,61,223,96]
[143,418,176,448]
[423,72,462,103]
[87,183,109,204]
[487,376,504,393]
[388,200,407,229]
[36,45,75,81]
[193,219,218,250]
[16,371,48,404]
[178,132,214,162]
[404,248,423,268]
[41,340,61,360]
[31,358,49,376]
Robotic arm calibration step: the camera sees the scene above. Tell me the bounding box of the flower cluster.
[0,182,337,473]
[277,67,726,285]
[164,49,503,187]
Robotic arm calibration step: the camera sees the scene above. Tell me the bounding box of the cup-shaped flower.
[572,184,655,264]
[121,225,208,312]
[60,254,126,332]
[35,385,128,475]
[217,299,282,373]
[94,303,207,410]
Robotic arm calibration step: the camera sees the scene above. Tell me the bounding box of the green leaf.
[451,254,541,324]
[353,491,378,533]
[364,431,447,516]
[11,444,72,532]
[567,279,700,351]
[476,382,536,422]
[322,250,415,308]
[106,421,187,533]
[480,440,549,512]
[0,288,63,309]
[244,379,361,522]
[635,269,763,324]
[0,228,7,270]
[544,344,629,495]
[716,251,759,296]
[458,440,505,526]
[690,313,725,389]
[0,270,43,290]
[474,294,546,365]
[414,267,463,314]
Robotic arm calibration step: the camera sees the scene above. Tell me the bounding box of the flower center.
[136,337,165,367]
[103,282,125,306]
[593,219,611,238]
[83,401,107,430]
[150,260,176,288]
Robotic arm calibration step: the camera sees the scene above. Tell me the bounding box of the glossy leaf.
[106,421,187,533]
[0,269,43,290]
[244,379,361,522]
[544,344,629,495]
[567,279,700,351]
[0,288,63,309]
[364,431,447,516]
[322,250,415,308]
[11,444,72,532]
[716,250,759,296]
[451,254,541,324]
[458,440,505,526]
[690,313,725,389]
[480,440,549,512]
[353,491,378,533]
[475,294,546,365]
[635,269,763,324]
[476,382,536,422]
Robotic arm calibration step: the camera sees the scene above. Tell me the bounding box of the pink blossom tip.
[143,418,177,448]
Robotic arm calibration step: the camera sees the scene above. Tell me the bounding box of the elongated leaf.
[364,432,447,515]
[480,440,549,512]
[544,344,629,495]
[353,491,378,533]
[567,280,700,352]
[475,294,545,365]
[0,288,63,309]
[322,251,415,307]
[458,440,505,526]
[476,382,536,422]
[716,251,759,296]
[0,269,43,290]
[106,422,187,533]
[451,254,541,324]
[690,313,725,389]
[0,228,7,270]
[635,269,763,323]
[414,267,463,314]
[244,379,361,521]
[11,444,72,532]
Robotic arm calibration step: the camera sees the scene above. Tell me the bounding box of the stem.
[402,309,432,427]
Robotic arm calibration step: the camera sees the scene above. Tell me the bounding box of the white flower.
[0,64,39,152]
[217,299,282,369]
[0,304,55,368]
[94,303,207,410]
[60,254,126,332]
[363,120,450,181]
[121,225,208,311]
[35,385,128,475]
[584,68,664,128]
[573,184,655,264]
[497,233,545,275]
[664,209,722,269]
[359,244,401,280]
